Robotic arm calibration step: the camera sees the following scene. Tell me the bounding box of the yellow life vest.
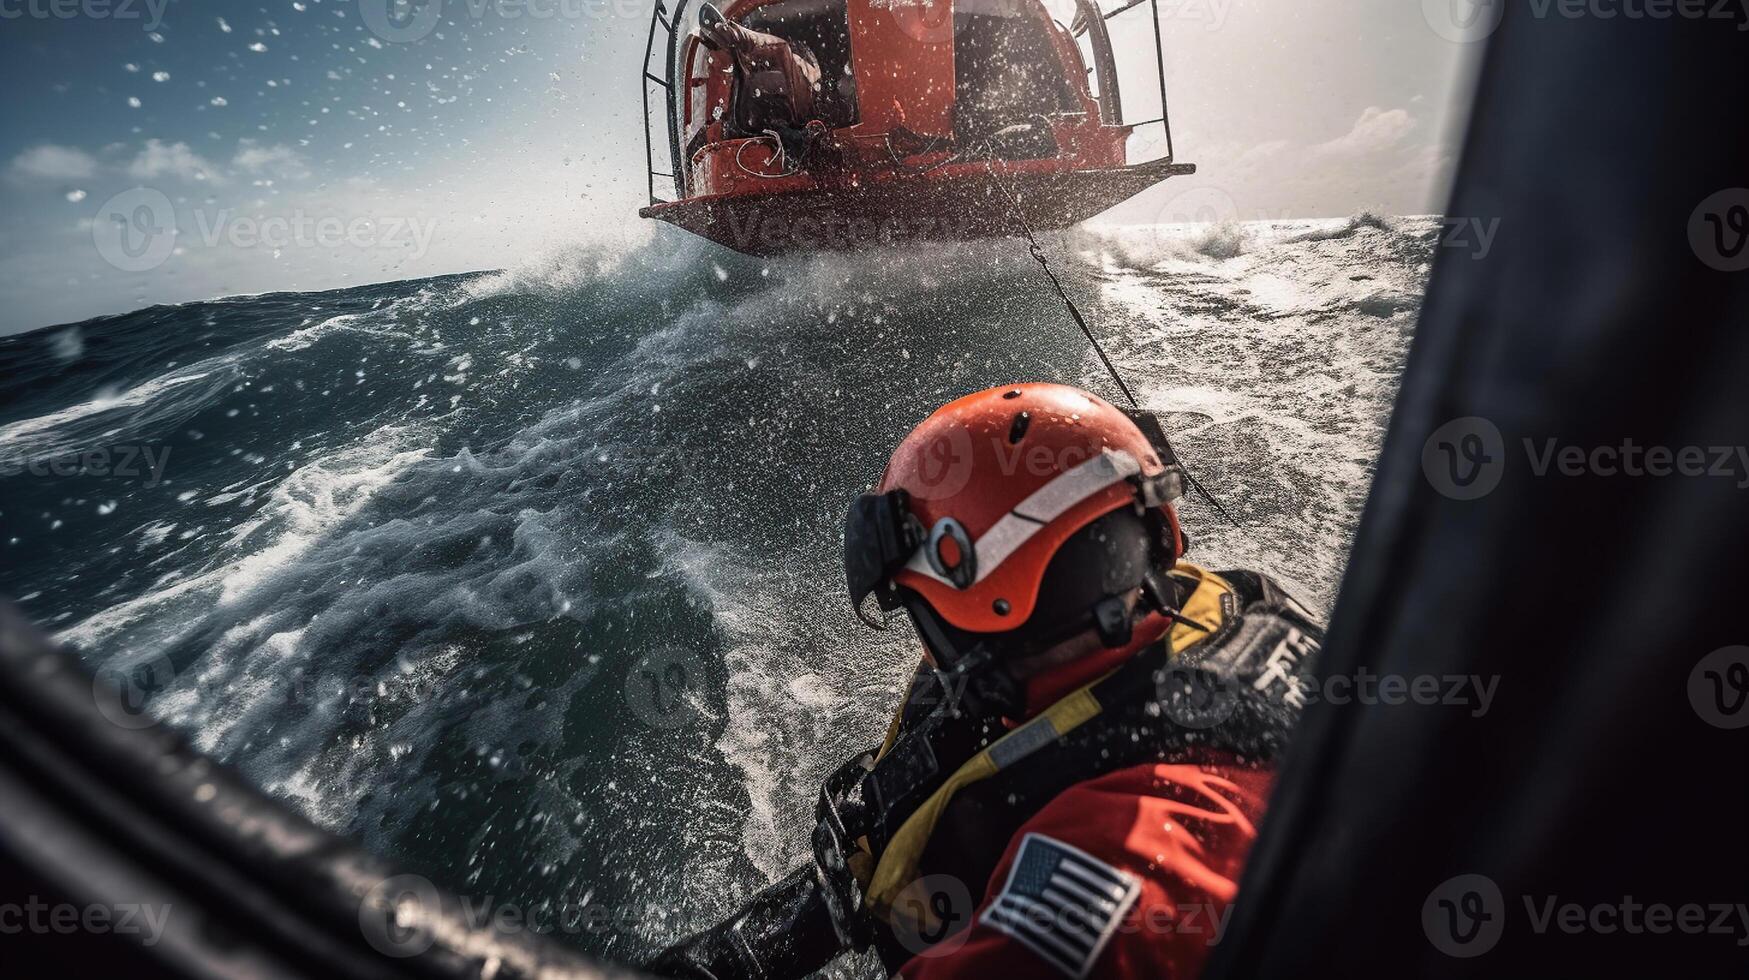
[863,562,1239,922]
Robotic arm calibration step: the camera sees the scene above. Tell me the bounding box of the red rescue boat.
[639,0,1194,254]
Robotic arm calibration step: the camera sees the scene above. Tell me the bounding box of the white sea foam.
[25,211,1432,947]
[0,359,239,459]
[60,423,432,652]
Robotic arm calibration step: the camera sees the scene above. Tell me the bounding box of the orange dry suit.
[651,564,1323,980]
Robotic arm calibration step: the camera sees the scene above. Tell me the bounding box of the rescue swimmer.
[650,383,1324,979]
[694,1,823,158]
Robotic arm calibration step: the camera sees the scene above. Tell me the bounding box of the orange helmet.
[845,384,1189,694]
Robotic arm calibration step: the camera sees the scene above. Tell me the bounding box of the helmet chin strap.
[1014,608,1174,718]
[1004,561,1218,713]
[1018,550,1209,664]
[901,557,1210,723]
[901,595,1026,721]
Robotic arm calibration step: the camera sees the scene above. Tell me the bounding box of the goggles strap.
[846,490,925,627]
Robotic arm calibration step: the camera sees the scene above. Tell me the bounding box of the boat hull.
[639,158,1196,255]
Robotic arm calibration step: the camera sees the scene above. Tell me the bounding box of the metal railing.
[639,0,1180,206]
[641,0,694,206]
[1073,0,1177,162]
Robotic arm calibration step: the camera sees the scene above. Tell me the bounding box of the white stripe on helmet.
[903,449,1142,589]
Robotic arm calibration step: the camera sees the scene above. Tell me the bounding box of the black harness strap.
[871,570,1324,967]
[815,569,1324,962]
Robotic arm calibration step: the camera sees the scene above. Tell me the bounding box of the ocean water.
[0,215,1433,967]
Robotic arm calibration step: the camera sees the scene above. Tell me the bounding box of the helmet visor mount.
[1119,407,1188,507]
[843,489,924,629]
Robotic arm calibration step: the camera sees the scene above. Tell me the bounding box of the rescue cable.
[735,129,804,178]
[982,154,1246,531]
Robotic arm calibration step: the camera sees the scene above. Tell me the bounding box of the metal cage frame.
[639,0,1178,206]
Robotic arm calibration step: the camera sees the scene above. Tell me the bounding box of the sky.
[0,0,1479,335]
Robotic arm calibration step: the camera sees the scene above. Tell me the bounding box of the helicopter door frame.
[1072,0,1177,162]
[1071,0,1122,125]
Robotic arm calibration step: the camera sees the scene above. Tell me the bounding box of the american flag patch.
[979,834,1141,978]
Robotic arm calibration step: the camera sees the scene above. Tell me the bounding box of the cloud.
[1119,104,1448,224]
[1315,106,1418,157]
[1231,139,1292,172]
[126,139,224,184]
[232,141,311,181]
[9,144,99,182]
